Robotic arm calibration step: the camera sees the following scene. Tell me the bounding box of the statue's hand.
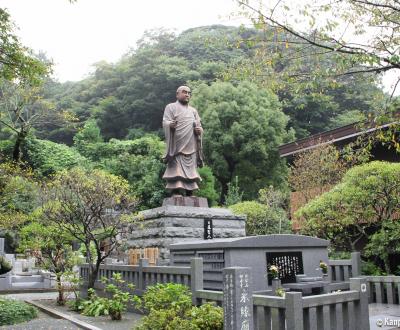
[170,120,177,129]
[194,127,202,135]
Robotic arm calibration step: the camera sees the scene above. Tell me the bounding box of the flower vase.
[271,278,281,295]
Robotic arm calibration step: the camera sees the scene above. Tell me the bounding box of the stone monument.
[123,86,246,262]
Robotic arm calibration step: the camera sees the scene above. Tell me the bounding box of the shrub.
[135,283,223,330]
[230,201,291,235]
[0,256,12,275]
[78,273,136,320]
[79,288,108,317]
[0,298,38,326]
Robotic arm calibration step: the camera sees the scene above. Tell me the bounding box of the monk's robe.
[162,101,203,191]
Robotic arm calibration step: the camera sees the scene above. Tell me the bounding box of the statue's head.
[176,86,191,104]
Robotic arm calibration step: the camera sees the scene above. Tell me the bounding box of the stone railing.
[224,267,369,330]
[80,258,202,302]
[80,258,370,330]
[328,252,361,283]
[367,276,400,304]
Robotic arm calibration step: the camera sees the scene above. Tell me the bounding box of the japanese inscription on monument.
[223,267,253,330]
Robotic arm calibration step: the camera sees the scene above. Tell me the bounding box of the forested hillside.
[0,24,389,206]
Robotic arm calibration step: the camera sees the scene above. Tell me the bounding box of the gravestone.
[170,234,329,291]
[223,267,254,330]
[123,205,246,262]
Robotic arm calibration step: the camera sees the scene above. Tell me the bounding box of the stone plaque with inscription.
[223,267,253,330]
[204,218,213,240]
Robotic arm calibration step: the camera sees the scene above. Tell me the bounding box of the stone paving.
[0,310,81,330]
[370,304,400,330]
[0,291,142,330]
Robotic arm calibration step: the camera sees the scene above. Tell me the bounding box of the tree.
[75,135,166,209]
[0,79,75,162]
[73,119,103,153]
[191,81,293,201]
[365,220,400,274]
[289,143,349,205]
[235,0,399,95]
[0,9,49,85]
[195,166,219,207]
[18,221,76,305]
[298,161,400,254]
[25,138,89,176]
[40,167,138,291]
[230,200,291,235]
[0,162,39,231]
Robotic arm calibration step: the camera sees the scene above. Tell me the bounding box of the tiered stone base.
[123,203,246,262]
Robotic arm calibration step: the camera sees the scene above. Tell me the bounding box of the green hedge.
[0,298,38,326]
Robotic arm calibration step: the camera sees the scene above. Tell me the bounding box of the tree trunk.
[87,264,99,291]
[12,129,27,162]
[219,181,228,205]
[56,273,65,306]
[383,254,391,275]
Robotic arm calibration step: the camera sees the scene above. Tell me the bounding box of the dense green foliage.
[230,201,291,235]
[80,135,167,209]
[40,167,138,292]
[0,9,49,85]
[136,283,223,330]
[0,256,12,275]
[0,163,39,231]
[0,298,38,326]
[18,221,76,305]
[195,166,219,206]
[298,161,400,273]
[78,274,135,320]
[192,81,293,201]
[25,138,88,176]
[36,25,387,145]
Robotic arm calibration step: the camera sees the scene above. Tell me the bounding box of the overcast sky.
[2,0,398,94]
[2,0,241,82]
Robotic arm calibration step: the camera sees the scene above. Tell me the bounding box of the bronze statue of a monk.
[162,86,204,196]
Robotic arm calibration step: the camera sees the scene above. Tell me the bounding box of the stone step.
[12,275,44,283]
[11,282,45,289]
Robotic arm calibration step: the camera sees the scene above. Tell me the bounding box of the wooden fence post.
[285,292,304,330]
[223,267,254,330]
[190,257,203,305]
[350,277,370,330]
[351,252,361,277]
[138,258,149,293]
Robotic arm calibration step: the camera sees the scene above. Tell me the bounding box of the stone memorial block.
[170,234,329,291]
[223,267,253,330]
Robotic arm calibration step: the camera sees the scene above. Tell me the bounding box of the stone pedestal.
[162,196,208,208]
[123,205,246,262]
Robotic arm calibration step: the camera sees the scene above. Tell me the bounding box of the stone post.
[0,237,4,255]
[351,252,361,277]
[350,277,370,330]
[223,267,254,330]
[138,258,149,293]
[285,292,304,330]
[190,258,203,305]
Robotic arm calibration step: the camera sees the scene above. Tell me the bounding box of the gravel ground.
[37,299,143,330]
[0,292,143,330]
[0,311,81,330]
